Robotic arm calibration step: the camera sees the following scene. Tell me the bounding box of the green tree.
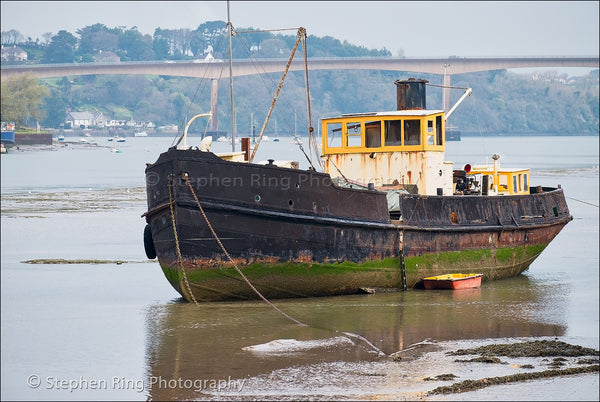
[41,88,67,128]
[118,28,156,61]
[1,74,50,128]
[152,28,171,59]
[77,24,120,60]
[43,30,77,63]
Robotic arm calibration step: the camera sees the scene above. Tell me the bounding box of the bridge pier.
[443,74,451,113]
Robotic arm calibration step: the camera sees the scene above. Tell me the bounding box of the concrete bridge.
[2,56,597,129]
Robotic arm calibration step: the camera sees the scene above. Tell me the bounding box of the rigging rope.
[249,28,304,162]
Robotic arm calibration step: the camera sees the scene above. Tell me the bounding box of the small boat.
[1,122,15,144]
[134,131,148,137]
[422,273,483,290]
[57,135,65,141]
[217,136,228,142]
[273,138,280,142]
[116,137,126,143]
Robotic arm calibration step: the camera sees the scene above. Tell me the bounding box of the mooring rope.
[566,196,599,208]
[168,175,201,305]
[166,172,394,355]
[179,174,307,326]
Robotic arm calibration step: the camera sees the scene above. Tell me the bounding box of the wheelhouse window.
[436,115,443,146]
[427,120,434,145]
[365,121,381,148]
[327,122,342,147]
[384,120,402,146]
[345,121,362,147]
[404,119,421,145]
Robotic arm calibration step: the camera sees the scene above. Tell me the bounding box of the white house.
[65,111,109,129]
[1,45,27,62]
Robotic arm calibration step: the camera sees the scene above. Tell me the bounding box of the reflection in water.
[145,274,566,400]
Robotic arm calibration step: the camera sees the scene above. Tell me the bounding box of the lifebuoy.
[144,224,156,259]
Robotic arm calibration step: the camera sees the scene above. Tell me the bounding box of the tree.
[77,24,119,59]
[195,21,227,53]
[1,29,25,45]
[118,28,156,61]
[1,74,50,128]
[43,30,77,63]
[152,28,171,59]
[41,88,67,128]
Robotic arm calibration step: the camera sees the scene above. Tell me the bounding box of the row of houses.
[65,111,154,130]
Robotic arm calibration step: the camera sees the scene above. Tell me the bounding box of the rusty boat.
[142,72,572,302]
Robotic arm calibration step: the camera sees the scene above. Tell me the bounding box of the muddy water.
[1,136,598,400]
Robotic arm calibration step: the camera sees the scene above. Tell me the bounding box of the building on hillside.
[94,50,120,63]
[65,111,109,129]
[1,45,27,62]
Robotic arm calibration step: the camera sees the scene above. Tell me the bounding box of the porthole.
[254,194,261,202]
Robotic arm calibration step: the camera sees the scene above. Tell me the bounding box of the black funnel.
[394,78,428,110]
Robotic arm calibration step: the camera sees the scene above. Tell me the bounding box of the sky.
[1,1,599,60]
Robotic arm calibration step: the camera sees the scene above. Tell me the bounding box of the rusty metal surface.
[395,79,428,110]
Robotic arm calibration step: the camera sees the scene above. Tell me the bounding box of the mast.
[227,0,236,151]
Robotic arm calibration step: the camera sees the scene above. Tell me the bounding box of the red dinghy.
[422,273,483,290]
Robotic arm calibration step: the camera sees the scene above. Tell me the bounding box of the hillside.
[2,22,598,135]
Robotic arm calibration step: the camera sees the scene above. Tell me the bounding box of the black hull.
[144,148,572,301]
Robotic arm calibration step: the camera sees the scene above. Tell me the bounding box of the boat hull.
[144,149,572,302]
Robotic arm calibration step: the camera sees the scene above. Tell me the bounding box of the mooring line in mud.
[340,331,386,357]
[182,176,307,326]
[175,173,391,356]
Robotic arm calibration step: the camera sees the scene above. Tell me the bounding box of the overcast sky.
[2,1,599,58]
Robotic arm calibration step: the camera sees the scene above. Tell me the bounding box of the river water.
[1,134,598,400]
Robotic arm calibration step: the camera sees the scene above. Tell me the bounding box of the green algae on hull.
[158,243,550,301]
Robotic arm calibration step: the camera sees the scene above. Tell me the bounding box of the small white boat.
[217,136,228,142]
